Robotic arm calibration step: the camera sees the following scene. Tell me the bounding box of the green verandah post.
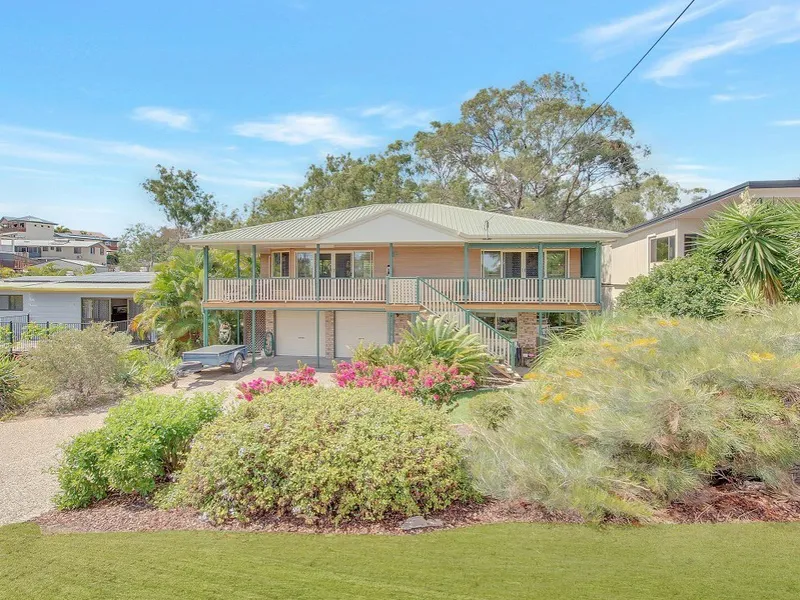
[316,310,321,369]
[537,243,544,302]
[387,243,394,304]
[595,242,603,307]
[202,246,210,346]
[463,244,469,302]
[251,244,257,367]
[235,249,241,343]
[315,244,321,301]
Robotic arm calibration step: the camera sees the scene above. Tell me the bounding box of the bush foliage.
[17,324,132,412]
[468,391,513,430]
[121,343,179,390]
[352,316,492,379]
[617,252,731,319]
[468,306,800,520]
[55,392,222,509]
[0,356,19,414]
[171,386,476,524]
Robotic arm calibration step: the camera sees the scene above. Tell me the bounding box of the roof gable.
[321,208,462,243]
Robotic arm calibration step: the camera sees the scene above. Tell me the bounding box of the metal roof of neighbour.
[0,215,58,225]
[624,179,800,234]
[0,237,107,247]
[184,203,623,245]
[0,271,155,291]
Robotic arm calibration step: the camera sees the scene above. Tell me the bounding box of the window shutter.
[503,252,522,278]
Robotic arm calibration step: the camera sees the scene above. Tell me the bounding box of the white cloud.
[646,5,800,81]
[233,114,377,148]
[772,119,800,126]
[711,92,768,102]
[197,174,283,189]
[131,106,194,130]
[576,0,730,54]
[360,103,436,129]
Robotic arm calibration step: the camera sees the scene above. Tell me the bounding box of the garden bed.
[34,484,800,535]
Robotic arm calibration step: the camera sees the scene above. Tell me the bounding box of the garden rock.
[399,516,444,531]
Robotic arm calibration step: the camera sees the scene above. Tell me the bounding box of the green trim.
[235,249,241,278]
[595,243,602,306]
[467,242,600,249]
[315,310,320,368]
[388,243,394,275]
[250,245,257,302]
[202,246,210,346]
[315,244,321,302]
[463,244,469,302]
[387,312,394,345]
[250,308,256,367]
[537,243,544,301]
[235,249,241,344]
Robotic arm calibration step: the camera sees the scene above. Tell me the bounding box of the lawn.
[448,389,502,424]
[2,522,799,599]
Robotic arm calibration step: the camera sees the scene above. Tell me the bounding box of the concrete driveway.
[0,408,109,526]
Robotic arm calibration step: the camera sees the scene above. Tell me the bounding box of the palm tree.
[132,247,235,345]
[702,192,800,304]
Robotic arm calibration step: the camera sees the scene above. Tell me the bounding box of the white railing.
[418,279,515,366]
[207,277,597,305]
[320,278,385,302]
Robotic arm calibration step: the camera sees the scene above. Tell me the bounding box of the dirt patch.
[664,483,800,523]
[34,484,800,535]
[35,496,580,535]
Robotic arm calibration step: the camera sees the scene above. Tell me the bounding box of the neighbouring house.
[0,215,112,269]
[32,258,109,273]
[184,203,623,366]
[0,271,154,331]
[54,228,119,252]
[604,179,800,303]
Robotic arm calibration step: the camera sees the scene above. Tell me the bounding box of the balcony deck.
[205,277,600,309]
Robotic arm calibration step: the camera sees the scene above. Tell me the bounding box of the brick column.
[324,311,335,358]
[393,313,412,344]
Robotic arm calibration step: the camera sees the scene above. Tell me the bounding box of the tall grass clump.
[468,306,800,520]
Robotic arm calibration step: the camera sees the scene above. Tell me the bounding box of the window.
[547,312,581,331]
[481,251,502,278]
[545,250,567,278]
[295,252,315,278]
[353,251,374,278]
[0,295,22,311]
[474,312,517,338]
[580,247,597,278]
[649,236,676,263]
[335,253,351,278]
[683,233,700,257]
[319,253,332,278]
[73,247,82,255]
[483,250,540,278]
[271,252,290,277]
[525,252,539,278]
[100,248,105,255]
[90,247,96,255]
[474,312,496,328]
[55,246,62,252]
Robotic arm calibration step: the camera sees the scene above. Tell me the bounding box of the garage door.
[276,311,326,357]
[335,311,387,358]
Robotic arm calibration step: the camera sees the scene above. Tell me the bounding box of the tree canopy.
[141,165,220,238]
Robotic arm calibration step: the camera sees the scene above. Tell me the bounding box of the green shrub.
[121,343,179,389]
[20,322,69,341]
[468,306,800,521]
[171,386,476,524]
[17,324,131,412]
[0,356,19,414]
[54,392,223,509]
[617,252,731,319]
[468,392,513,430]
[353,317,492,380]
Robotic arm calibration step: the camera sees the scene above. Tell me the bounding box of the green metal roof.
[184,203,623,246]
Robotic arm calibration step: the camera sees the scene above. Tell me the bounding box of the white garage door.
[335,311,387,358]
[276,311,326,357]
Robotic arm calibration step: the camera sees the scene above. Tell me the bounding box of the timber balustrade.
[207,276,597,305]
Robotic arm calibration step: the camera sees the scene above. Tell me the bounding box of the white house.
[0,271,155,327]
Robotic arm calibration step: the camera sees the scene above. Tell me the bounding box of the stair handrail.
[417,278,517,366]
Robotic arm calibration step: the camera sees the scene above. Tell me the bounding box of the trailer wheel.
[231,353,244,374]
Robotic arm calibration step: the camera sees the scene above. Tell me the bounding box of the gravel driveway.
[0,409,108,525]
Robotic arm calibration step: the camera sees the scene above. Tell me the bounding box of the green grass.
[3,522,800,599]
[448,389,499,424]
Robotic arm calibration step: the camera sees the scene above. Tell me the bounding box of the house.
[604,180,800,302]
[0,271,154,329]
[34,258,109,273]
[0,216,112,268]
[184,203,623,366]
[54,229,119,252]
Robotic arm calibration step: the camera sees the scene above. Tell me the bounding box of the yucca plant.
[400,316,492,378]
[702,194,800,304]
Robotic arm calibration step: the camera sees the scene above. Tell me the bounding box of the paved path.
[0,409,108,525]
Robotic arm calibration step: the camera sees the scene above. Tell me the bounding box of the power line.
[553,0,698,157]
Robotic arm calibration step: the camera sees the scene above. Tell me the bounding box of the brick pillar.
[393,313,412,344]
[324,311,335,358]
[516,312,540,353]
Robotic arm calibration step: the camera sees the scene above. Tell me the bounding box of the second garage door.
[335,311,387,358]
[276,311,326,357]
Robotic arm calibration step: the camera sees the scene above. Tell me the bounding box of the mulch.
[34,483,800,535]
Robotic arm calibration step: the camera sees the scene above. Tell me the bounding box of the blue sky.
[2,0,800,236]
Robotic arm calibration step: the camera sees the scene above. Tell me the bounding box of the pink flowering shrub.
[334,360,475,409]
[236,364,317,401]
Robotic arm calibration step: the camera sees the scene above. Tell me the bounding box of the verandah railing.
[207,276,597,305]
